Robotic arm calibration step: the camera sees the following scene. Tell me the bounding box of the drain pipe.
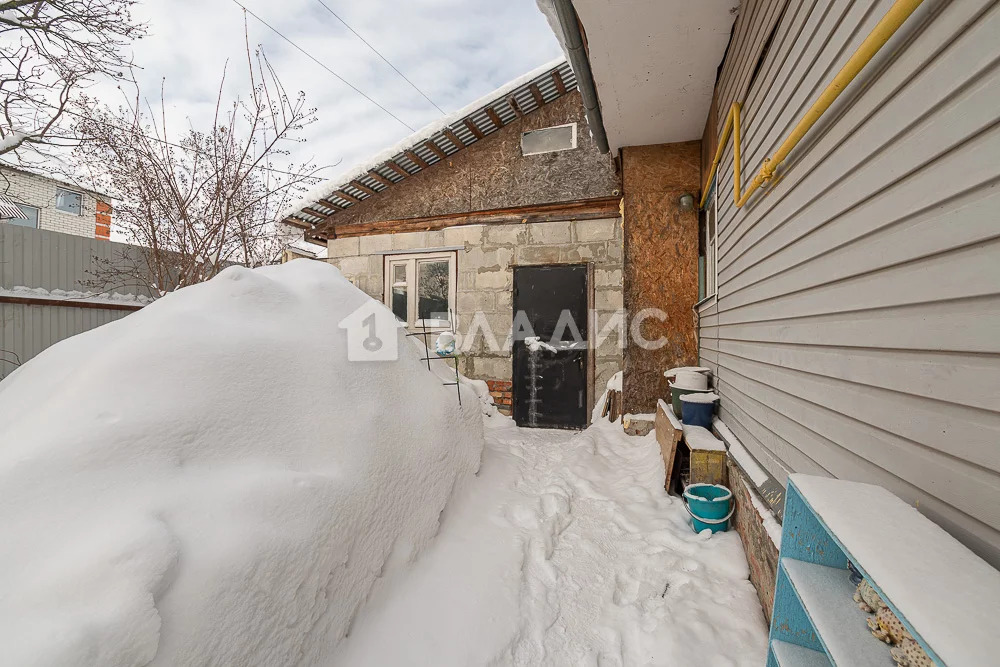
[552,0,610,154]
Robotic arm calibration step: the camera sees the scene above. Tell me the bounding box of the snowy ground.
[332,415,769,666]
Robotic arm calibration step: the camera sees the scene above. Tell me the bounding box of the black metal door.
[512,265,588,429]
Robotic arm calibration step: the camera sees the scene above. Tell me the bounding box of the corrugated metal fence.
[0,225,150,379]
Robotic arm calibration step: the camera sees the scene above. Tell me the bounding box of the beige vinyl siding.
[701,0,1000,568]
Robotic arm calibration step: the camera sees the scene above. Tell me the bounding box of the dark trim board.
[319,196,621,240]
[0,295,144,312]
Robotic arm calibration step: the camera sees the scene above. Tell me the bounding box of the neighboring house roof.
[0,163,112,202]
[280,59,577,245]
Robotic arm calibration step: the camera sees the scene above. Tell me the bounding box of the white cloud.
[103,0,562,182]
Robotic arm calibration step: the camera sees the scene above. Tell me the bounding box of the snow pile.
[683,425,727,452]
[679,391,720,404]
[331,417,768,665]
[0,260,484,666]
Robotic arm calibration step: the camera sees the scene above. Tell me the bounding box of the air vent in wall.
[521,123,577,156]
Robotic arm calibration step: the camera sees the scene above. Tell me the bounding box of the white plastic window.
[55,188,83,215]
[383,251,457,329]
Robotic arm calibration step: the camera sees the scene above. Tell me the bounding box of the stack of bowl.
[664,367,714,418]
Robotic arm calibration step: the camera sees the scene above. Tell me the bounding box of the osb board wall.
[621,142,701,414]
[326,92,619,227]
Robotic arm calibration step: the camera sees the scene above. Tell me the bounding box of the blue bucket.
[683,484,733,533]
[681,394,717,427]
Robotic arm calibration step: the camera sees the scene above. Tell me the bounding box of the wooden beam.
[529,83,545,108]
[317,198,344,210]
[367,171,393,188]
[463,118,484,140]
[404,150,429,169]
[384,161,409,179]
[443,129,465,149]
[485,107,503,129]
[506,95,523,118]
[321,196,621,239]
[335,190,362,205]
[552,69,567,95]
[301,207,327,218]
[350,180,378,197]
[423,140,448,161]
[282,216,311,229]
[0,294,144,312]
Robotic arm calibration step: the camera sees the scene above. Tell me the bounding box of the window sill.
[695,293,717,312]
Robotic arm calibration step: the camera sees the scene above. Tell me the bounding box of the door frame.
[510,262,594,428]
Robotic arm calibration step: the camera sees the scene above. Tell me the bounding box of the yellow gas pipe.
[699,0,924,210]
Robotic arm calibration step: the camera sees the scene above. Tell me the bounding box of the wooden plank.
[463,118,485,140]
[0,295,143,312]
[442,128,465,149]
[690,449,727,486]
[350,180,378,197]
[529,83,545,108]
[317,198,344,210]
[335,190,362,205]
[282,216,311,229]
[506,95,523,118]
[485,107,503,129]
[384,161,409,179]
[367,171,393,188]
[313,196,621,240]
[300,207,327,218]
[655,400,683,490]
[552,69,567,95]
[423,140,448,161]
[403,150,429,169]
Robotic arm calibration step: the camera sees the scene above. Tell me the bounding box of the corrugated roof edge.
[279,57,569,224]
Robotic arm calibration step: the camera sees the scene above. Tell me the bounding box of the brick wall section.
[727,456,780,624]
[95,201,112,239]
[486,380,512,413]
[324,218,625,417]
[0,167,103,239]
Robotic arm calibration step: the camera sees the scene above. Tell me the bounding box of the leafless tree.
[71,38,322,296]
[0,0,145,163]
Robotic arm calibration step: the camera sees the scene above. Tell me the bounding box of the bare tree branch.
[72,39,323,296]
[0,0,145,163]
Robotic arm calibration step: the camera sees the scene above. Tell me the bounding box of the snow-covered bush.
[0,260,484,666]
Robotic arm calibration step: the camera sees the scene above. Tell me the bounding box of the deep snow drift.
[0,260,484,666]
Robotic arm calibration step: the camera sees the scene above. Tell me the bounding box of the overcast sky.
[109,0,563,184]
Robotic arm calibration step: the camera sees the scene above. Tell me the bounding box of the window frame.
[8,203,39,228]
[54,187,84,215]
[382,250,457,331]
[520,122,578,156]
[698,187,719,303]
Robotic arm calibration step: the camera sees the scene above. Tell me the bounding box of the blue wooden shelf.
[767,475,953,667]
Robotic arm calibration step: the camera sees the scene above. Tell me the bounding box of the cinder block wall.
[324,218,624,416]
[0,169,100,238]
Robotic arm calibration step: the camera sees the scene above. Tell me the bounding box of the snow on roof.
[284,238,328,259]
[280,58,575,231]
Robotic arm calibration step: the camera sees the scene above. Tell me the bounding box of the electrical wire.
[28,99,333,181]
[312,0,446,114]
[231,0,416,131]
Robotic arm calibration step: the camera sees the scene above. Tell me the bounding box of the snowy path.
[330,417,768,666]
